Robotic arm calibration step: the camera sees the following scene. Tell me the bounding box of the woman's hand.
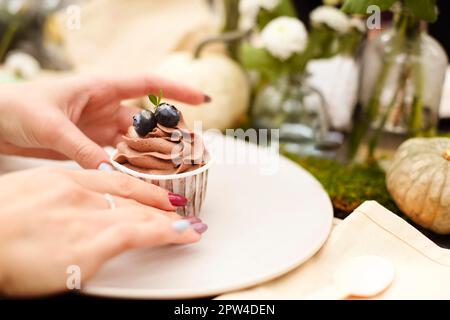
[0,167,203,297]
[0,75,208,168]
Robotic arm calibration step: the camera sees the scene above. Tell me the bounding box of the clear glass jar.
[348,11,448,161]
[252,74,341,157]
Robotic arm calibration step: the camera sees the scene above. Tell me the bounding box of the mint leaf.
[157,89,163,105]
[148,94,158,106]
[342,0,397,14]
[404,0,437,22]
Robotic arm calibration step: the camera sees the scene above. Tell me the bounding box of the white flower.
[349,17,366,33]
[4,51,40,79]
[5,0,27,15]
[238,0,280,30]
[239,0,260,30]
[260,17,308,61]
[310,6,351,34]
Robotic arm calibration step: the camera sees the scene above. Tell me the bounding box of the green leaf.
[148,89,164,107]
[342,0,397,14]
[157,89,163,105]
[403,0,437,22]
[148,94,158,106]
[274,0,297,16]
[238,42,283,81]
[257,0,296,29]
[307,27,341,60]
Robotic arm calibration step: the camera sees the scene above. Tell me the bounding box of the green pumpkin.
[387,138,450,234]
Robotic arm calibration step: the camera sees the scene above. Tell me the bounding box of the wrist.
[0,220,11,297]
[0,270,5,298]
[0,251,7,297]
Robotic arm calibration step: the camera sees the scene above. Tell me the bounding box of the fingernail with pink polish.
[192,223,208,234]
[168,192,188,206]
[185,216,202,224]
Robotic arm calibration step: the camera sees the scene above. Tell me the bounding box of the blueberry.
[133,110,157,137]
[155,103,180,127]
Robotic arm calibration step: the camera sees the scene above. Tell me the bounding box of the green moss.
[282,152,402,218]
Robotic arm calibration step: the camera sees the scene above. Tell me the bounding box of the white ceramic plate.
[0,134,333,299]
[84,134,333,299]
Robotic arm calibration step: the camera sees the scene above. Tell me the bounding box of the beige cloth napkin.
[217,201,450,300]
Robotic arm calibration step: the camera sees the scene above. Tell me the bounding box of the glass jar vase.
[252,73,341,157]
[348,10,448,162]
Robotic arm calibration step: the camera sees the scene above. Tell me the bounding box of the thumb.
[52,121,109,169]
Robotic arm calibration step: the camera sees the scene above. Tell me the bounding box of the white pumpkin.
[386,138,450,234]
[155,52,250,130]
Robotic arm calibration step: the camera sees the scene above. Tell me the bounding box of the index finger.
[98,74,209,105]
[67,169,180,211]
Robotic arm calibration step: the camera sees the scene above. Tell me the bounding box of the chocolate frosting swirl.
[114,118,206,175]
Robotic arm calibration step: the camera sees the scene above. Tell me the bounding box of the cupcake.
[111,92,212,217]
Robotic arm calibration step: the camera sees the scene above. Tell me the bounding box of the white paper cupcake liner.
[110,152,212,217]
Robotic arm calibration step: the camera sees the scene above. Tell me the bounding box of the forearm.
[0,264,6,297]
[0,215,25,298]
[0,222,10,297]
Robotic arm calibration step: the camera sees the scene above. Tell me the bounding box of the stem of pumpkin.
[444,150,450,161]
[193,29,252,59]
